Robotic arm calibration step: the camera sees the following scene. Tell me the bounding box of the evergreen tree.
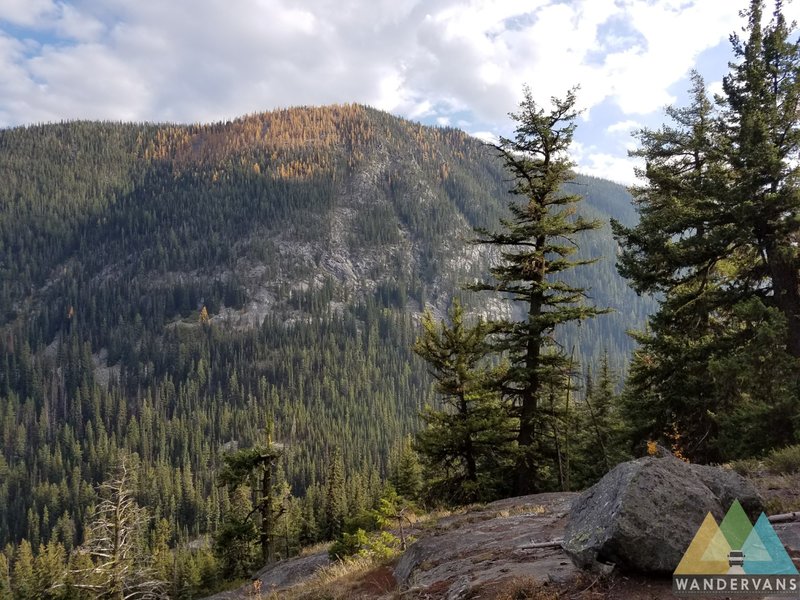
[12,540,34,600]
[413,301,515,504]
[298,493,319,549]
[387,435,422,503]
[723,0,800,358]
[612,72,730,460]
[217,428,283,565]
[573,356,627,487]
[0,553,11,600]
[470,87,608,493]
[33,541,66,599]
[323,447,346,540]
[213,486,257,580]
[614,1,800,460]
[715,0,800,452]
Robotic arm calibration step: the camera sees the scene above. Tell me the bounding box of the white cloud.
[470,130,499,145]
[0,0,748,127]
[55,4,106,41]
[606,119,640,134]
[707,79,724,100]
[27,42,151,122]
[0,0,760,187]
[571,140,642,186]
[0,0,58,27]
[605,0,740,114]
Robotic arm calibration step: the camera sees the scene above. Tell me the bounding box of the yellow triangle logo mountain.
[675,513,731,575]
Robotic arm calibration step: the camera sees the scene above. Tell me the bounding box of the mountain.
[0,105,651,550]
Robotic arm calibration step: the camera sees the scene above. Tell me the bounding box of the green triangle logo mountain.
[718,500,753,550]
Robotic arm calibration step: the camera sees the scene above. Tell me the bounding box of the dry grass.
[761,473,800,514]
[731,444,800,478]
[729,457,763,477]
[728,446,800,514]
[256,555,396,600]
[474,576,575,600]
[766,444,800,475]
[297,541,332,557]
[492,504,548,519]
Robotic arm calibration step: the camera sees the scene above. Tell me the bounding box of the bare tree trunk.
[564,347,574,492]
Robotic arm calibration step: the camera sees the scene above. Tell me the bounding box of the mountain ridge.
[0,104,645,354]
[0,104,651,554]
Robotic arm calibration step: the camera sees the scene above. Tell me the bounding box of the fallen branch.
[519,538,564,549]
[768,512,800,524]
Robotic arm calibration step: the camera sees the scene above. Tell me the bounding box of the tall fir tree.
[32,541,66,600]
[613,72,732,461]
[723,0,800,359]
[470,87,608,493]
[323,447,346,540]
[614,1,800,459]
[717,1,800,456]
[214,486,257,579]
[573,355,627,488]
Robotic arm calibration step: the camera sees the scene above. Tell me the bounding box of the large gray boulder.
[563,454,763,574]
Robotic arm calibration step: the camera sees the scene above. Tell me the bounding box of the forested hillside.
[0,106,649,580]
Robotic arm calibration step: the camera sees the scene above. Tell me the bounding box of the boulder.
[774,522,800,559]
[688,462,762,516]
[563,454,763,574]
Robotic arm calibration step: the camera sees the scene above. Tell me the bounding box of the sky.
[1,0,796,184]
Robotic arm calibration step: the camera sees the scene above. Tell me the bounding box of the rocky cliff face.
[1,106,651,369]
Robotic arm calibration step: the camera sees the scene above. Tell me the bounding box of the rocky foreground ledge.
[206,457,800,599]
[206,493,581,599]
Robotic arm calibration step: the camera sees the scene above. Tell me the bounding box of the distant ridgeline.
[0,106,651,548]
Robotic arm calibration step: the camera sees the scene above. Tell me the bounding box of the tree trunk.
[261,463,273,564]
[460,394,478,483]
[516,281,544,495]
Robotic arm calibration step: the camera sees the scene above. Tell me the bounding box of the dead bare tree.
[67,462,168,600]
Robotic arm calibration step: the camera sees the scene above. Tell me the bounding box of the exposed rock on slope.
[204,493,580,599]
[204,552,331,599]
[394,493,578,597]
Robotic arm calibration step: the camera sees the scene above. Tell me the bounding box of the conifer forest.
[1,0,799,597]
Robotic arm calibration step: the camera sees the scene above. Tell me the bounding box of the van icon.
[728,550,745,568]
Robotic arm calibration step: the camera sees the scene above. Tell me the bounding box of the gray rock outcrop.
[395,493,579,596]
[563,454,763,574]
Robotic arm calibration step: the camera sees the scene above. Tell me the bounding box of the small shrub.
[328,529,404,562]
[365,531,403,560]
[344,510,379,534]
[730,457,761,477]
[766,444,800,475]
[328,529,369,561]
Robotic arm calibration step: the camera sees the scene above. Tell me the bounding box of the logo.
[673,500,799,595]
